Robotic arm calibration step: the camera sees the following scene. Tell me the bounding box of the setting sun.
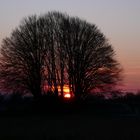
[63,85,71,99]
[64,93,71,98]
[57,85,72,98]
[63,86,70,93]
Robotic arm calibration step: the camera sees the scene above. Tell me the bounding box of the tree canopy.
[0,11,121,98]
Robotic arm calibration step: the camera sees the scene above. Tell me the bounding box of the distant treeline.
[0,91,140,116]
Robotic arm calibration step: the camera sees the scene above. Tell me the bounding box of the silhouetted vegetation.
[0,11,121,99]
[0,91,139,116]
[0,91,139,139]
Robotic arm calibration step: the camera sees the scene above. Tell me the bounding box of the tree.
[52,13,122,98]
[0,11,121,99]
[0,16,47,98]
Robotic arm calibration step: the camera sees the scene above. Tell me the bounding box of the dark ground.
[0,95,140,140]
[0,113,140,140]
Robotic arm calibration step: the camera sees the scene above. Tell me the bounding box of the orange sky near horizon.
[0,0,140,92]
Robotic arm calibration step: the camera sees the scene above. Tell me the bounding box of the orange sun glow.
[64,93,71,98]
[63,85,71,98]
[44,84,72,98]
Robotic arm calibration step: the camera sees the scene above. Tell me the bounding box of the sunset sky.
[0,0,140,92]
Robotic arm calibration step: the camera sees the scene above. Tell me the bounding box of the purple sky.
[0,0,140,92]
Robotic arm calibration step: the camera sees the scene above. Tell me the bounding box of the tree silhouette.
[0,11,121,99]
[0,16,47,98]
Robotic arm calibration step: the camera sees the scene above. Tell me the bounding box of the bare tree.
[0,11,121,99]
[54,14,121,98]
[0,16,48,98]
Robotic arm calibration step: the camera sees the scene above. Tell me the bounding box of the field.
[0,95,140,140]
[0,110,140,140]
